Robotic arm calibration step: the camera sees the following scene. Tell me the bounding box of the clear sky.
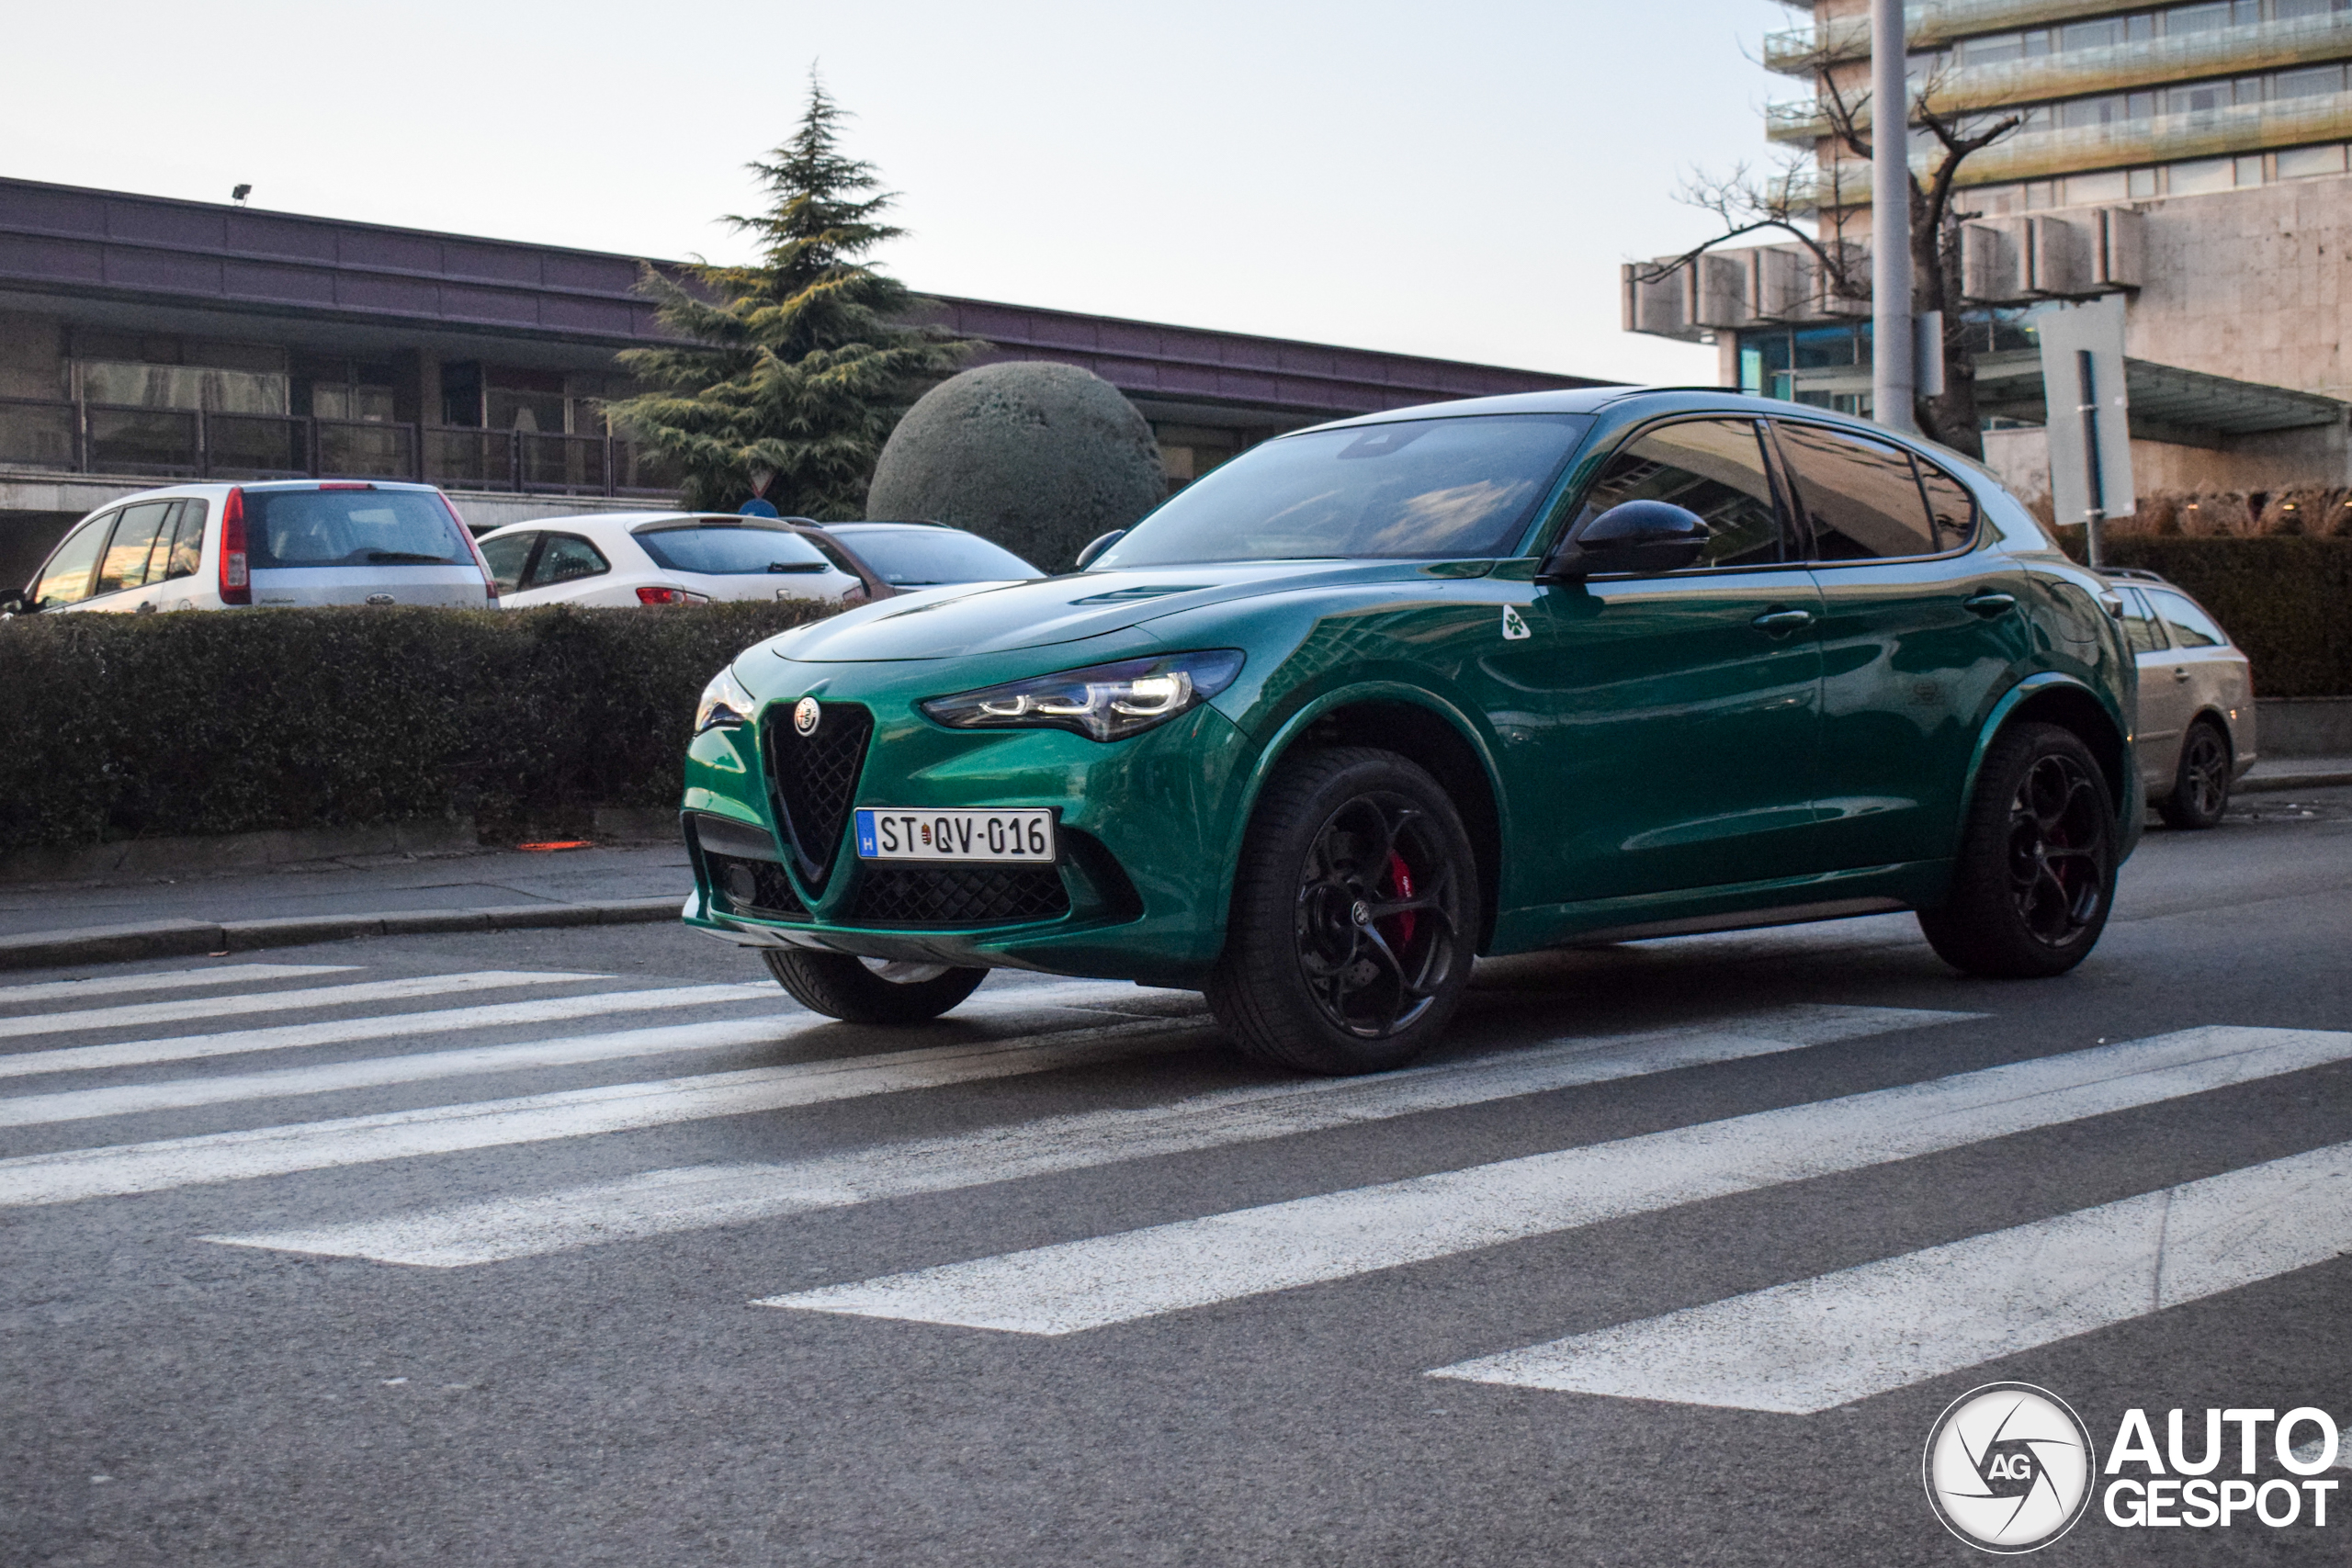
[4,0,1797,383]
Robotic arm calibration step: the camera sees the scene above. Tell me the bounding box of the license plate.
[854,807,1057,863]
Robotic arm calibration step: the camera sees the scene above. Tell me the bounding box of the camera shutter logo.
[793,697,821,737]
[1923,1382,2097,1553]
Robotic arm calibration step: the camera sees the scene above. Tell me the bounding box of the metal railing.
[0,397,678,498]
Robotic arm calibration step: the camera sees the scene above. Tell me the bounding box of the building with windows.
[1625,0,2352,510]
[0,175,1601,588]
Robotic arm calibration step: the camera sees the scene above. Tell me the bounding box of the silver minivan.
[5,480,496,615]
[2106,569,2257,829]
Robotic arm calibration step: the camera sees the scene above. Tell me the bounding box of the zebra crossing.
[4,956,2349,1438]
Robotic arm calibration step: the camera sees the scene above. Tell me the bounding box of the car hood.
[763,560,1480,662]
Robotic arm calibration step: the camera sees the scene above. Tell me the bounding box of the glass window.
[2278,142,2349,178]
[244,488,468,569]
[2060,17,2125,48]
[141,502,183,583]
[2169,3,2233,33]
[2150,588,2227,648]
[2275,64,2344,99]
[527,534,609,587]
[634,523,831,576]
[31,513,113,608]
[831,526,1043,584]
[2170,157,2237,194]
[1916,461,1980,549]
[161,501,208,580]
[2119,588,2166,655]
[1094,413,1592,568]
[2128,13,2156,42]
[1571,419,1784,570]
[478,531,537,594]
[2167,81,2232,116]
[94,502,175,595]
[1775,423,1941,561]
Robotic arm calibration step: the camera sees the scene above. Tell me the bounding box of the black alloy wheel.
[1919,722,2118,978]
[2158,720,2233,829]
[1209,748,1477,1074]
[762,948,989,1024]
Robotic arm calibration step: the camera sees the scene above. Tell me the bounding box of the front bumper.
[680,656,1254,986]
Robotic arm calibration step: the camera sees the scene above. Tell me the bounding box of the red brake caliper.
[1384,852,1417,948]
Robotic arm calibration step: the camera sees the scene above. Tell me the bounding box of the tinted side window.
[1775,423,1939,560]
[95,502,175,595]
[479,532,537,594]
[2151,589,2226,649]
[1574,419,1783,569]
[162,501,208,581]
[528,534,609,588]
[1916,460,1980,550]
[33,514,114,608]
[2119,588,2165,656]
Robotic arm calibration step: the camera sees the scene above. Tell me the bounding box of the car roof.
[1293,385,1939,447]
[85,479,448,503]
[478,511,817,536]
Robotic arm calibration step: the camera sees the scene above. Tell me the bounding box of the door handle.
[1751,607,1815,634]
[2174,667,2191,682]
[132,601,157,615]
[1962,592,2017,617]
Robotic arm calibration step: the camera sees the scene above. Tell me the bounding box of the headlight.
[695,665,757,734]
[921,649,1245,742]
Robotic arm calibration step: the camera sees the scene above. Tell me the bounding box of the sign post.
[2037,296,2133,566]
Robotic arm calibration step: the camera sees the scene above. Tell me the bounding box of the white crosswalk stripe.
[0,964,359,1004]
[0,970,604,1041]
[1428,1138,2352,1413]
[758,1026,2352,1335]
[205,1004,1974,1266]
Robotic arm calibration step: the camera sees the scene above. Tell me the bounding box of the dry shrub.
[2258,488,2348,536]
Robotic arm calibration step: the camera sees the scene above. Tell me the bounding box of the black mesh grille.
[849,864,1071,927]
[761,702,873,889]
[705,852,808,919]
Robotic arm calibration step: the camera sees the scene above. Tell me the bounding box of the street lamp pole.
[1871,0,1916,432]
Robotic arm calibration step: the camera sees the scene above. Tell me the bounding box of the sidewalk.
[2241,755,2352,793]
[0,842,693,971]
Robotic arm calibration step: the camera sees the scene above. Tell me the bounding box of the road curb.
[0,895,684,972]
[2239,770,2352,795]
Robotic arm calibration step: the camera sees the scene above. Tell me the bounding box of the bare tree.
[1638,59,2018,456]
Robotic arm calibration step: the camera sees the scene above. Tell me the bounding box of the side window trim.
[74,509,127,598]
[1559,414,1803,576]
[29,510,117,608]
[512,532,550,592]
[1768,417,1980,566]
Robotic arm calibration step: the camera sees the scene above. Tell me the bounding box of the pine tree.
[606,77,976,517]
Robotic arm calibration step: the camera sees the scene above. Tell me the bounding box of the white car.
[477,513,872,608]
[6,480,497,615]
[817,522,1045,587]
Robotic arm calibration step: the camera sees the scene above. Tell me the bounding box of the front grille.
[704,851,808,919]
[761,702,873,890]
[849,863,1071,927]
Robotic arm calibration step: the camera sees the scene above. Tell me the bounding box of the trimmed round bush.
[865,361,1167,570]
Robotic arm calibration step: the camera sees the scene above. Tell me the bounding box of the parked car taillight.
[219,488,250,605]
[442,495,498,603]
[637,586,710,606]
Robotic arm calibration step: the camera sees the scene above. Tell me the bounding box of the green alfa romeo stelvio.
[681,388,2139,1073]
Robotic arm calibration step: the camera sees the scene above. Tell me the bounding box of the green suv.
[681,389,2139,1073]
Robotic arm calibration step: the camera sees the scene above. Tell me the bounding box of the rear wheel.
[761,950,988,1024]
[1918,723,2117,978]
[2157,718,2232,829]
[1207,748,1477,1075]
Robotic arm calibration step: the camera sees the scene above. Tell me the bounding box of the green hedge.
[2079,537,2352,698]
[0,602,832,855]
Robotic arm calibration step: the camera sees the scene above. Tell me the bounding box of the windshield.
[1094,413,1591,569]
[836,527,1042,584]
[635,523,831,576]
[245,489,469,569]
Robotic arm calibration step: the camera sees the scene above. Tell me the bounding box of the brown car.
[2105,570,2256,829]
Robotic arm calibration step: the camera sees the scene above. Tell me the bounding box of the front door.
[1772,420,2036,870]
[1496,416,1825,907]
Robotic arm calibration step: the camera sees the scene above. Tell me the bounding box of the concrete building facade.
[1626,0,2352,513]
[0,175,1602,587]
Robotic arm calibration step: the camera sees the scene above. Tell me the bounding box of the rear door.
[2116,586,2184,788]
[2145,586,2246,762]
[1775,420,2036,870]
[1503,415,1826,905]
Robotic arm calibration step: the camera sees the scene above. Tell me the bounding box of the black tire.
[2157,719,2233,830]
[1206,747,1478,1075]
[1917,722,2118,978]
[761,949,989,1024]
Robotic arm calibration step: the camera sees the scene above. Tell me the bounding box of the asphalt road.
[5,791,2350,1566]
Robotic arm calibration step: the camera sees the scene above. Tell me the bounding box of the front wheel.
[1207,747,1478,1075]
[2157,719,2232,829]
[1917,722,2118,978]
[762,949,989,1024]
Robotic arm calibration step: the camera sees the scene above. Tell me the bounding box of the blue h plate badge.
[853,807,1057,863]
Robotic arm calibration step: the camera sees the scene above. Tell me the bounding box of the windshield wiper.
[365,551,452,564]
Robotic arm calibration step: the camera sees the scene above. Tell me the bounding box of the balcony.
[0,399,679,499]
[1763,1,2223,73]
[1791,85,2352,199]
[1769,11,2352,138]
